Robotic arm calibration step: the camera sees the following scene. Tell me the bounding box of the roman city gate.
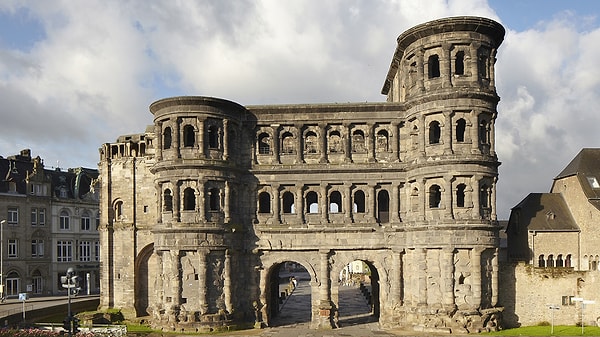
[99,16,505,334]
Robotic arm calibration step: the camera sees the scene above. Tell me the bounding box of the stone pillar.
[198,248,210,315]
[173,181,180,222]
[174,118,181,158]
[295,124,303,164]
[318,249,334,328]
[156,250,165,307]
[491,248,498,307]
[343,123,352,162]
[472,176,480,219]
[171,250,181,310]
[197,181,205,221]
[491,177,498,220]
[156,122,163,160]
[258,267,269,327]
[420,178,427,221]
[272,184,281,225]
[295,184,305,223]
[392,249,404,307]
[444,175,454,219]
[419,114,426,156]
[442,248,456,309]
[416,48,425,92]
[471,114,480,154]
[320,183,328,223]
[224,181,231,223]
[319,124,328,163]
[345,183,353,222]
[369,184,377,223]
[367,123,376,162]
[392,122,400,162]
[272,124,281,164]
[391,183,400,222]
[490,48,498,88]
[224,249,233,313]
[441,42,451,88]
[444,111,453,154]
[417,248,427,306]
[471,247,483,310]
[223,119,229,160]
[490,114,497,156]
[470,42,481,81]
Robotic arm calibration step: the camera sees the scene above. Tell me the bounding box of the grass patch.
[483,325,600,336]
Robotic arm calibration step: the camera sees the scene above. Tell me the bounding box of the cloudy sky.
[1,0,599,219]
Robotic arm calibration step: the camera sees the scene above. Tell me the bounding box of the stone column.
[258,267,269,327]
[367,123,376,162]
[471,114,480,154]
[295,124,303,164]
[173,181,181,222]
[224,181,231,223]
[156,122,163,160]
[470,42,481,80]
[171,250,181,310]
[198,120,205,158]
[444,111,453,154]
[491,248,499,307]
[224,249,233,313]
[391,183,400,222]
[444,175,454,219]
[318,249,334,328]
[345,183,353,222]
[319,124,328,163]
[392,249,404,307]
[491,177,498,220]
[295,184,304,223]
[441,42,451,88]
[490,48,498,88]
[223,119,229,160]
[417,248,427,306]
[420,178,427,221]
[472,176,480,219]
[343,123,352,163]
[392,122,400,162]
[419,114,426,156]
[442,248,456,309]
[198,248,210,315]
[416,48,425,92]
[369,184,377,223]
[197,181,205,222]
[320,183,328,223]
[471,247,483,310]
[490,114,497,156]
[272,124,281,164]
[272,184,281,225]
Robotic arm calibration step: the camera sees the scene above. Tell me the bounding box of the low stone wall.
[2,298,99,327]
[499,262,600,327]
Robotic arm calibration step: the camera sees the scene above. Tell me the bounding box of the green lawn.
[483,325,600,336]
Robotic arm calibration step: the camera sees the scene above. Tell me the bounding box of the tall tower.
[381,16,505,330]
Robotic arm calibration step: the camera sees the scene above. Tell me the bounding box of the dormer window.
[587,177,600,189]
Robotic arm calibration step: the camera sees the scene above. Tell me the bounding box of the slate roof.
[510,193,579,232]
[554,148,600,210]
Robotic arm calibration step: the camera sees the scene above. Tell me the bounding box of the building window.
[456,118,466,142]
[429,121,441,144]
[429,185,442,208]
[95,212,100,230]
[377,190,390,223]
[556,254,564,267]
[209,188,220,211]
[428,54,440,78]
[282,191,295,214]
[352,130,366,153]
[31,239,44,257]
[258,133,271,155]
[208,125,219,149]
[57,241,73,262]
[376,130,389,152]
[305,132,318,154]
[114,200,123,220]
[59,210,70,230]
[8,239,18,258]
[547,254,555,268]
[258,192,271,214]
[353,190,366,213]
[479,120,490,145]
[455,51,465,75]
[587,177,600,189]
[81,211,91,231]
[456,183,466,207]
[538,254,545,267]
[328,131,342,153]
[94,241,100,261]
[282,132,295,154]
[306,191,319,213]
[31,208,38,226]
[329,191,342,213]
[163,189,173,212]
[183,125,195,147]
[565,254,572,268]
[163,127,172,149]
[8,207,18,225]
[39,208,45,226]
[183,187,196,211]
[79,241,92,262]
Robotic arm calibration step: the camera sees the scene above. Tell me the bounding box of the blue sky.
[0,0,599,219]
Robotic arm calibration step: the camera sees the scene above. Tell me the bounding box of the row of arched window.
[538,254,573,268]
[162,123,222,151]
[162,187,222,212]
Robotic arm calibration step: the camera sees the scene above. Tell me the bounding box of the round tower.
[148,96,250,330]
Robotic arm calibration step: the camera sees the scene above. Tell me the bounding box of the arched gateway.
[98,16,505,334]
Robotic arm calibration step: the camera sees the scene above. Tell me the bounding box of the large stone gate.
[98,16,505,333]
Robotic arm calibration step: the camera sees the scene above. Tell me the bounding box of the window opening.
[353,190,366,213]
[183,187,196,211]
[208,125,219,149]
[305,131,318,154]
[456,183,466,207]
[183,125,195,147]
[429,121,441,144]
[377,190,390,223]
[429,185,441,208]
[352,130,366,152]
[282,191,295,214]
[329,191,342,213]
[209,188,220,211]
[282,132,295,154]
[455,51,465,75]
[163,127,172,149]
[306,191,319,214]
[428,54,440,78]
[258,133,271,155]
[377,130,389,152]
[258,192,271,214]
[163,189,173,212]
[456,118,466,142]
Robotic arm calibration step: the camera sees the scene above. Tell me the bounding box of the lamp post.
[572,297,595,335]
[0,219,5,303]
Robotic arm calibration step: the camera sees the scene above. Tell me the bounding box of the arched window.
[565,254,572,268]
[183,125,195,147]
[114,201,123,221]
[258,133,271,155]
[456,183,466,207]
[429,121,441,144]
[480,183,490,208]
[352,130,366,152]
[282,191,295,214]
[456,118,466,142]
[258,192,271,214]
[81,211,91,231]
[163,127,172,149]
[429,185,441,208]
[547,254,555,268]
[556,254,564,267]
[208,125,219,149]
[329,191,342,213]
[163,189,173,212]
[306,191,318,213]
[209,188,220,211]
[60,210,70,230]
[377,190,390,223]
[479,120,490,145]
[428,54,440,78]
[305,131,318,154]
[183,187,195,211]
[538,255,545,267]
[329,131,342,153]
[353,190,366,213]
[376,130,389,152]
[455,51,465,75]
[281,132,295,154]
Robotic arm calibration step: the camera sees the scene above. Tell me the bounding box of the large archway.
[336,259,380,326]
[134,243,155,317]
[267,261,312,326]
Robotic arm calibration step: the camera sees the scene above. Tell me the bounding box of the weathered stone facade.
[99,16,505,333]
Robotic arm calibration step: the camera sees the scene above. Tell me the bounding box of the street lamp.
[0,219,5,302]
[572,297,595,335]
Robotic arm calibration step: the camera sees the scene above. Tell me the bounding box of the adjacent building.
[0,149,100,297]
[99,16,506,333]
[504,148,600,326]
